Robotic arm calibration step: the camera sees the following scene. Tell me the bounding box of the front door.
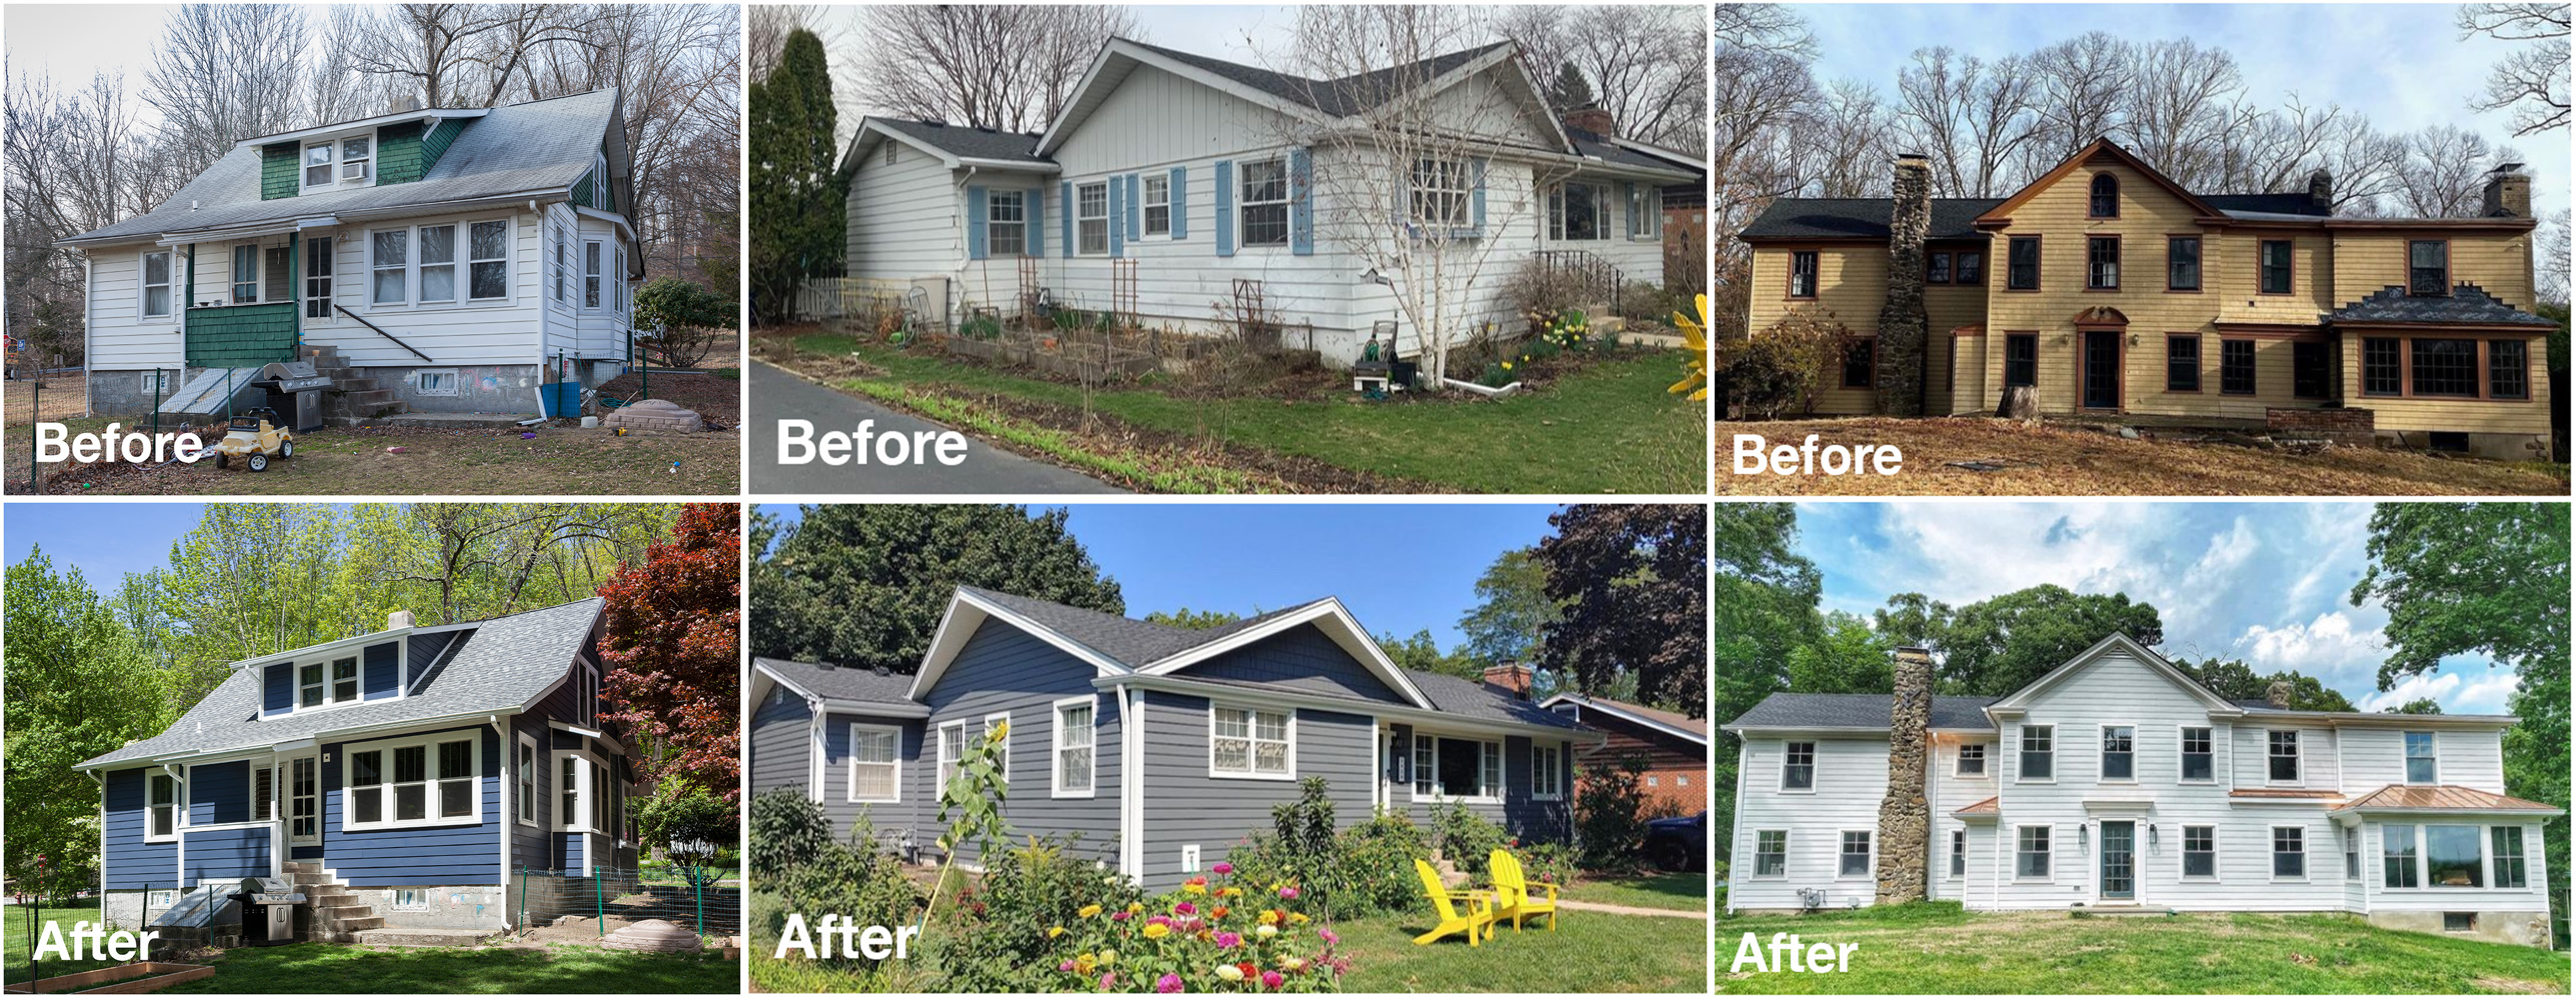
[287,755,320,847]
[2100,820,2135,901]
[2082,331,2121,409]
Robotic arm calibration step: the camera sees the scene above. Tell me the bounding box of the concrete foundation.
[373,364,544,415]
[2366,430,2554,462]
[2365,908,2553,948]
[87,367,258,420]
[344,886,509,931]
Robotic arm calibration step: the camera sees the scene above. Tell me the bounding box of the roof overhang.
[77,707,525,772]
[1972,138,2228,230]
[908,589,1133,701]
[240,108,488,150]
[65,188,570,251]
[1097,672,1604,745]
[1983,633,2243,718]
[1135,597,1436,711]
[753,659,932,719]
[2332,804,2564,818]
[2322,320,2555,334]
[1354,42,1572,154]
[1537,694,1707,746]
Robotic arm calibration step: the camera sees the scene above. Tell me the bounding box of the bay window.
[583,241,603,308]
[2424,824,2484,887]
[2383,823,2420,888]
[2491,827,2527,888]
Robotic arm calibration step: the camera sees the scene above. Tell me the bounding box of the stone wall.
[1873,155,1933,416]
[2366,908,2551,948]
[1875,647,1934,905]
[2268,406,2374,444]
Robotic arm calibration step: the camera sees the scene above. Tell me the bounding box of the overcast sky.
[1791,501,2529,715]
[5,3,188,101]
[1795,2,2567,216]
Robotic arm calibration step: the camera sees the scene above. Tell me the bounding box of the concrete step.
[354,927,491,948]
[281,861,318,874]
[334,377,379,391]
[322,914,384,932]
[337,388,398,405]
[290,872,335,885]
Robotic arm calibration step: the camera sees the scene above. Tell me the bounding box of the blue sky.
[5,503,209,587]
[1795,3,2565,218]
[1791,501,2527,714]
[761,503,1565,647]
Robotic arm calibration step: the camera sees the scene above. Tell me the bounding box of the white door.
[288,755,320,846]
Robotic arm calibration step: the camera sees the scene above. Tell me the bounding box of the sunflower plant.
[1669,293,1709,402]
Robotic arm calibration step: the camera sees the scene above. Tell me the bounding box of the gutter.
[1096,673,1607,746]
[61,188,571,250]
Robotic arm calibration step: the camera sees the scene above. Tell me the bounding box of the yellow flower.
[1221,887,1242,898]
[1669,292,1709,402]
[1079,904,1103,918]
[1183,882,1206,896]
[1143,923,1172,939]
[1501,361,1513,371]
[1288,913,1310,924]
[1216,964,1246,982]
[1255,924,1278,939]
[1048,926,1067,939]
[1099,949,1118,967]
[1075,953,1097,974]
[1258,910,1280,925]
[1128,902,1146,914]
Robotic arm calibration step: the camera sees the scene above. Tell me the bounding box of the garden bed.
[2,962,214,995]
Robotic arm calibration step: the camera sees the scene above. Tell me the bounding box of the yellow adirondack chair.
[1411,858,1496,947]
[1487,848,1560,933]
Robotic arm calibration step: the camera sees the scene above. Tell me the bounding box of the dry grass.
[1716,417,2569,496]
[1,371,88,426]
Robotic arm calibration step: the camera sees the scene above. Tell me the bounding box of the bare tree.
[1494,5,1704,151]
[145,4,312,176]
[2458,3,2570,136]
[1797,79,1891,198]
[2123,38,2241,189]
[2394,124,2509,216]
[2027,32,2130,160]
[852,4,1136,133]
[344,3,606,109]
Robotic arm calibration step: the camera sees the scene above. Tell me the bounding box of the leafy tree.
[1871,592,1951,649]
[747,28,842,323]
[631,277,735,369]
[1708,503,1820,866]
[1376,629,1480,682]
[1935,585,2163,695]
[1146,607,1244,631]
[1457,548,1563,665]
[599,503,743,816]
[1786,611,1893,693]
[753,504,1122,669]
[2169,657,2357,712]
[1535,504,1707,714]
[4,548,171,887]
[2381,699,2444,715]
[2350,502,2569,944]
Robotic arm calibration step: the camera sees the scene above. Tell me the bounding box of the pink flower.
[1318,928,1339,945]
[1113,910,1133,921]
[1213,931,1243,949]
[1211,861,1234,875]
[1156,973,1184,993]
[1261,971,1284,989]
[1173,901,1198,916]
[1277,886,1299,900]
[1099,973,1116,991]
[1060,960,1078,973]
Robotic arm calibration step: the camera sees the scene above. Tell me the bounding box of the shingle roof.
[1724,693,2001,731]
[754,656,920,705]
[2334,784,2563,812]
[78,597,603,768]
[1953,796,1999,815]
[1125,38,1514,118]
[1402,669,1584,730]
[1563,126,1703,178]
[1553,694,1707,739]
[2327,283,2559,327]
[871,118,1047,164]
[958,585,1316,667]
[2203,193,2329,217]
[71,91,619,245]
[1738,198,2004,241]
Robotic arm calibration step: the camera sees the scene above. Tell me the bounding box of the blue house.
[749,587,1602,891]
[75,598,634,943]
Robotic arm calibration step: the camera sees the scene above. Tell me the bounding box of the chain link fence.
[512,866,740,941]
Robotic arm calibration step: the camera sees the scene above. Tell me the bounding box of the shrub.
[749,787,831,880]
[637,780,735,867]
[1575,753,1652,874]
[765,813,923,970]
[1503,256,1594,321]
[1225,787,1429,921]
[1032,862,1347,993]
[1518,841,1578,889]
[1615,281,1676,327]
[633,277,734,368]
[934,836,1148,992]
[1433,802,1509,878]
[1723,306,1850,418]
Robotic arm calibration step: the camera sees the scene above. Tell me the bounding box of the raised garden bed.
[3,962,215,995]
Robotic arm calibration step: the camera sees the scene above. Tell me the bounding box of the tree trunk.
[1996,385,2038,420]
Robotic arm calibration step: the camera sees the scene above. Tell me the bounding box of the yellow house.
[1740,138,2557,459]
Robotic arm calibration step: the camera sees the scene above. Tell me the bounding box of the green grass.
[154,940,736,993]
[1334,910,1704,992]
[1568,872,1708,912]
[1714,902,2572,993]
[5,904,128,984]
[803,334,1704,493]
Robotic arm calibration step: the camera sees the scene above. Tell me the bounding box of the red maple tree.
[598,502,741,811]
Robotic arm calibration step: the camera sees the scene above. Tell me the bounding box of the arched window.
[2089,173,2119,218]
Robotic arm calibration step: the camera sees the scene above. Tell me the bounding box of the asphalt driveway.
[747,361,1126,494]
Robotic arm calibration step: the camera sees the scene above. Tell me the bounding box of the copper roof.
[2228,788,2346,799]
[1953,796,2000,815]
[2334,784,2561,812]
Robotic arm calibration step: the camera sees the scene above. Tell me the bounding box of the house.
[1542,690,1709,814]
[1720,637,2559,947]
[61,90,644,422]
[748,586,1601,890]
[73,599,637,943]
[1738,139,2556,458]
[835,37,1704,369]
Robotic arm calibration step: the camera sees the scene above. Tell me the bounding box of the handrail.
[330,303,434,363]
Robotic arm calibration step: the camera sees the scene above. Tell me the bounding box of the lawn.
[1566,872,1708,912]
[5,903,127,985]
[3,415,739,496]
[777,329,1704,494]
[1335,909,1705,992]
[1714,902,2572,994]
[1716,417,2569,496]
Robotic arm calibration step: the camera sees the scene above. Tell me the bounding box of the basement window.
[2443,912,2476,932]
[416,370,459,397]
[391,890,429,912]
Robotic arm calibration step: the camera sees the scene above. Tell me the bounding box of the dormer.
[254,99,488,200]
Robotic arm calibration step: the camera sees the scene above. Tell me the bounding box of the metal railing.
[1533,248,1626,314]
[513,866,739,939]
[330,303,435,363]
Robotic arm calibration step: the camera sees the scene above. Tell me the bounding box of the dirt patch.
[2471,974,2561,993]
[7,419,739,496]
[1,371,87,426]
[514,915,679,949]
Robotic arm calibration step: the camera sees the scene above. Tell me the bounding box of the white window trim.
[466,218,514,303]
[934,719,966,800]
[390,889,428,912]
[1142,175,1171,238]
[2269,824,2308,882]
[285,754,320,845]
[555,747,602,834]
[2179,824,2219,882]
[1952,742,1988,778]
[1836,828,1873,880]
[293,649,390,715]
[582,239,604,310]
[1546,182,1607,242]
[1051,695,1097,800]
[1407,732,1500,802]
[138,250,174,320]
[2098,722,2137,784]
[2013,823,2054,882]
[988,190,1028,257]
[1530,743,1563,802]
[846,722,902,804]
[2489,824,2530,890]
[144,770,186,843]
[2265,729,2302,787]
[1076,181,1110,256]
[1407,156,1472,230]
[303,140,337,190]
[367,226,412,307]
[303,132,379,192]
[1778,740,1817,793]
[362,218,514,311]
[2344,825,2361,881]
[514,733,540,828]
[2402,730,2439,785]
[2394,822,2500,892]
[1628,183,1662,241]
[1948,827,1967,878]
[2175,724,2216,784]
[1750,828,1789,880]
[344,730,485,832]
[341,134,374,184]
[415,369,460,397]
[2018,724,2056,784]
[1238,157,1290,249]
[230,242,264,304]
[303,236,334,323]
[1209,702,1296,782]
[984,711,1012,786]
[414,223,460,304]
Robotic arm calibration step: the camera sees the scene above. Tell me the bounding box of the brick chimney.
[1481,661,1535,699]
[2306,168,2333,214]
[391,93,423,114]
[2482,164,2531,218]
[2266,680,2293,709]
[387,609,415,630]
[1875,153,1932,416]
[1562,105,1616,138]
[1877,646,1934,905]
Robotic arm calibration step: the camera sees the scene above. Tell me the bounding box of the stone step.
[337,388,397,405]
[290,872,335,885]
[334,377,379,391]
[322,914,384,932]
[354,927,491,948]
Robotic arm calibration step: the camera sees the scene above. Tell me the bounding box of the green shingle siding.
[418,118,465,176]
[185,303,297,366]
[570,168,596,209]
[260,144,299,200]
[373,121,429,185]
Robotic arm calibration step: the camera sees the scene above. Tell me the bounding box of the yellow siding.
[1746,244,1889,335]
[2339,336,2553,435]
[2330,230,2534,309]
[2211,232,2333,324]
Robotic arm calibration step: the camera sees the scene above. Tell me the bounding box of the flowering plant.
[1039,865,1346,993]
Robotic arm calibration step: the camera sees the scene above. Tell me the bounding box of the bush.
[633,277,735,369]
[933,836,1145,992]
[763,813,924,971]
[1503,257,1594,321]
[1575,754,1652,874]
[1723,306,1851,418]
[637,780,735,866]
[1616,281,1677,327]
[1518,841,1578,889]
[1224,785,1429,921]
[1031,862,1347,993]
[1433,802,1509,878]
[749,787,830,880]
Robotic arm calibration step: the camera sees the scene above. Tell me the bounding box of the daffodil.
[1670,292,1709,402]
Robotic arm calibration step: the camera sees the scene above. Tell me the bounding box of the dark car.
[1643,810,1706,872]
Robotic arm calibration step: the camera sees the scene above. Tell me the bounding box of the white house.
[61,90,642,419]
[1721,635,2559,947]
[836,37,1704,371]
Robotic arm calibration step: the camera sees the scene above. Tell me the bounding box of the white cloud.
[2356,672,2460,713]
[2233,611,2385,687]
[2448,671,2523,714]
[2352,668,2520,714]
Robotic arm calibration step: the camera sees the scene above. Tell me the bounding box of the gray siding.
[1388,724,1576,845]
[920,620,1124,870]
[507,713,553,874]
[749,687,813,798]
[1138,689,1376,893]
[818,711,926,850]
[1177,623,1407,704]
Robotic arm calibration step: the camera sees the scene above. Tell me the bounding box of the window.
[2007,236,2040,289]
[345,733,478,829]
[2019,725,2053,780]
[578,666,598,727]
[1754,830,1787,877]
[2005,333,2038,389]
[988,190,1026,256]
[304,142,335,187]
[1212,705,1291,779]
[581,242,602,307]
[1531,743,1563,800]
[1547,182,1603,240]
[2362,338,2401,395]
[2015,826,2051,878]
[232,244,260,303]
[1839,830,1872,876]
[2489,339,2529,399]
[2403,732,2436,784]
[1955,251,1983,285]
[442,740,474,818]
[2293,341,2328,399]
[2183,826,2216,878]
[1781,741,1815,790]
[1409,158,1471,228]
[2407,240,2448,296]
[2491,827,2527,888]
[1788,251,1818,298]
[468,220,510,300]
[141,251,172,317]
[371,229,408,304]
[2100,726,2133,780]
[2273,826,2306,878]
[2166,335,2201,391]
[2180,727,2213,782]
[935,721,966,798]
[2424,824,2484,887]
[289,756,316,840]
[416,226,457,303]
[883,142,896,166]
[254,759,275,824]
[1413,736,1435,797]
[2088,172,2117,217]
[1077,182,1109,255]
[2259,240,2293,294]
[1142,176,1171,236]
[1053,700,1095,797]
[416,370,459,396]
[560,755,579,829]
[339,136,371,182]
[2267,730,2299,782]
[148,773,181,840]
[849,725,900,803]
[2086,236,2119,289]
[1414,734,1499,800]
[299,663,325,707]
[1927,251,1952,285]
[2383,823,2420,888]
[516,737,537,826]
[2221,339,2256,395]
[391,889,428,912]
[1841,339,1875,389]
[2410,339,2478,397]
[2167,236,2201,290]
[331,657,358,703]
[592,760,609,833]
[2344,826,2360,878]
[303,238,333,319]
[1240,159,1289,247]
[1956,743,1986,776]
[1950,829,1966,876]
[551,221,568,303]
[2444,912,2477,932]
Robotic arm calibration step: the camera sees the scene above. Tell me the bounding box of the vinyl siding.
[2360,818,2551,912]
[818,710,926,847]
[321,724,504,887]
[748,687,814,798]
[305,208,546,368]
[1927,733,1996,902]
[918,620,1123,870]
[186,760,252,825]
[508,713,554,874]
[1727,735,1891,911]
[1139,690,1374,893]
[182,826,272,883]
[846,139,962,285]
[103,767,178,889]
[2337,727,2505,793]
[1175,623,1407,703]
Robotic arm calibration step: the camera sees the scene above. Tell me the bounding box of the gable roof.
[842,116,1053,175]
[2326,283,2559,328]
[1974,137,2226,228]
[78,597,604,769]
[1984,633,2244,715]
[1722,693,2003,733]
[1402,669,1584,730]
[65,89,624,247]
[1539,693,1708,744]
[1738,198,2004,242]
[754,655,921,707]
[1123,37,1515,117]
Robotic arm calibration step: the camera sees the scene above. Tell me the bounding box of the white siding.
[1050,65,1298,180]
[2362,819,2551,914]
[307,208,544,367]
[1728,735,1890,912]
[2338,727,2504,793]
[2232,720,2337,791]
[846,139,961,287]
[83,245,183,371]
[1927,733,1995,902]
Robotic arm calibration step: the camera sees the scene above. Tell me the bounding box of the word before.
[772,914,920,961]
[777,418,969,467]
[34,423,206,464]
[1732,434,1903,476]
[32,921,161,963]
[1731,931,1858,973]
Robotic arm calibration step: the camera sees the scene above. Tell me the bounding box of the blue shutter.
[1061,180,1075,258]
[1214,160,1235,257]
[1289,148,1314,256]
[966,185,990,261]
[1171,166,1189,240]
[1127,174,1142,242]
[1108,176,1124,258]
[1471,158,1488,238]
[262,662,294,715]
[1028,186,1045,257]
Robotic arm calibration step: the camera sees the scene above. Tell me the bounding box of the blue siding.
[262,662,294,715]
[508,714,554,874]
[183,826,272,883]
[1178,623,1407,704]
[1137,692,1374,892]
[103,768,176,890]
[321,725,503,886]
[406,632,455,689]
[919,619,1123,868]
[363,641,399,699]
[556,832,584,870]
[188,760,252,824]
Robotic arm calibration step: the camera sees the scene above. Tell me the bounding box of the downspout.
[162,762,187,890]
[184,245,196,369]
[289,236,300,360]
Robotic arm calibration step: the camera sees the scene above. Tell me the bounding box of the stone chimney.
[2482,164,2531,218]
[1562,105,1616,138]
[1481,661,1535,699]
[1875,154,1932,417]
[2265,680,2293,709]
[1876,646,1934,906]
[387,609,415,630]
[2306,169,2333,214]
[391,93,423,114]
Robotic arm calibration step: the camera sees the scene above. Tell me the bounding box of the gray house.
[749,586,1600,890]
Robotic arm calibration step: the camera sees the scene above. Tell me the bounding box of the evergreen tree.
[1545,60,1596,114]
[753,504,1123,669]
[749,29,843,323]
